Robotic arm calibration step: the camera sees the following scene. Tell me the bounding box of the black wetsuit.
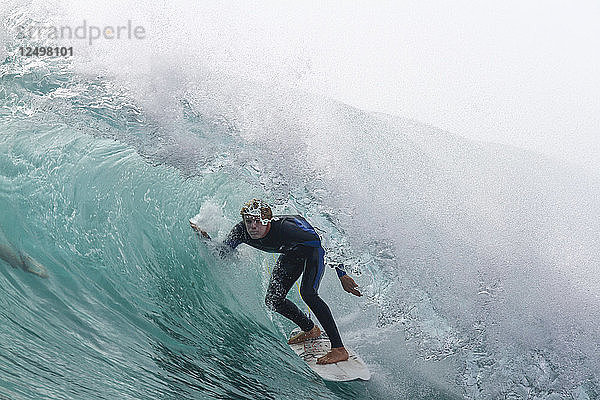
[222,215,344,348]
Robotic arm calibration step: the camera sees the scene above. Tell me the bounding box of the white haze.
[15,0,600,170]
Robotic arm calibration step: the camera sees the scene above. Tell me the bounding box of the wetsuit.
[222,215,344,348]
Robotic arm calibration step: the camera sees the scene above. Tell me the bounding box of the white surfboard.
[288,327,371,381]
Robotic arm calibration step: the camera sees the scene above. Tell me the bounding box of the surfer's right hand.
[190,222,211,239]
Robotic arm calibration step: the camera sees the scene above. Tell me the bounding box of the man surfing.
[190,199,362,364]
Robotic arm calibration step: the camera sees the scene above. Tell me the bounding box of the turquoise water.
[2,5,600,399]
[0,48,458,400]
[0,87,369,399]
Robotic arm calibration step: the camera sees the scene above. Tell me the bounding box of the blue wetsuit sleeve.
[334,263,347,277]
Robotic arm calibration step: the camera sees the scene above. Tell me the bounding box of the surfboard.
[288,327,371,381]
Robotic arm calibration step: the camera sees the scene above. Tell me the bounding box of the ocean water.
[1,3,600,399]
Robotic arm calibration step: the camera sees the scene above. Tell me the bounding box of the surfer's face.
[244,216,270,239]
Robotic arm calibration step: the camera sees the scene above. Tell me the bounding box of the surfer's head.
[241,199,272,239]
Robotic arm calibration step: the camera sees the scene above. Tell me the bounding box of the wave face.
[1,3,599,399]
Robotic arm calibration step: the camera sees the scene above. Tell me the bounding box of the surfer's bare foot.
[317,347,349,365]
[288,325,321,344]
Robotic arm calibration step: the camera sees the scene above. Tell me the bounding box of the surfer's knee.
[265,294,284,311]
[299,287,319,306]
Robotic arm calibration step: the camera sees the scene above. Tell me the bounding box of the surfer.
[190,199,362,364]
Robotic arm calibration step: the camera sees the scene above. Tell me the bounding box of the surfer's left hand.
[340,275,362,297]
